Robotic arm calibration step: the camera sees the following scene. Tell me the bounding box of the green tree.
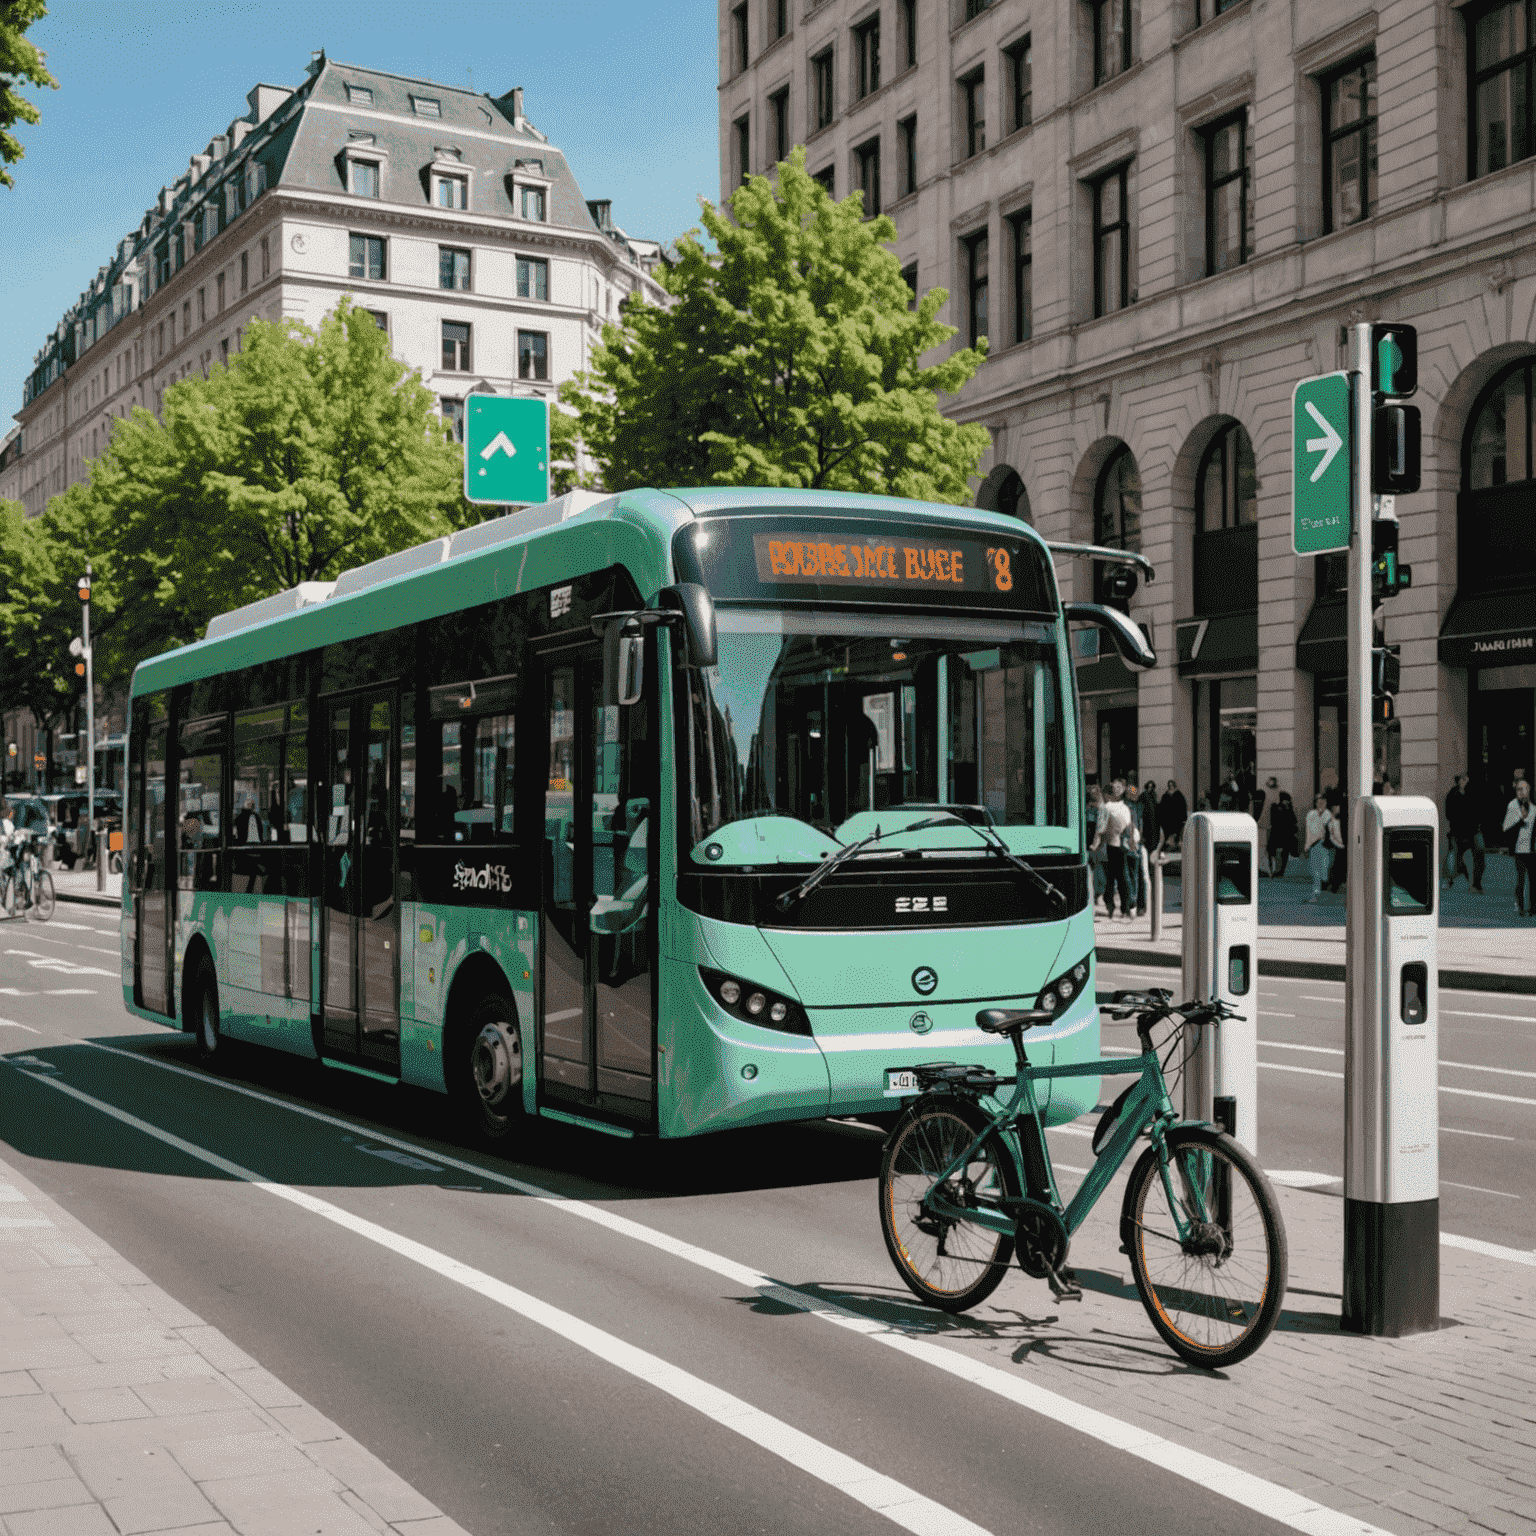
[0,497,79,736]
[68,299,466,684]
[1,0,58,190]
[561,147,989,502]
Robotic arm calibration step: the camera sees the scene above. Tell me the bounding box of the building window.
[441,398,464,442]
[220,338,230,365]
[813,49,835,128]
[349,234,386,280]
[732,2,749,73]
[960,68,986,158]
[198,288,206,325]
[966,0,994,17]
[216,272,225,312]
[901,0,917,68]
[901,261,918,307]
[1094,445,1142,606]
[812,163,835,194]
[856,137,881,216]
[1322,54,1376,231]
[346,84,373,105]
[1006,36,1032,133]
[1466,359,1534,488]
[260,235,270,279]
[1204,110,1252,274]
[963,228,989,346]
[224,181,239,221]
[364,310,388,332]
[735,114,751,185]
[435,173,469,209]
[855,14,881,98]
[155,241,170,288]
[771,0,788,43]
[517,255,549,300]
[898,114,918,197]
[439,246,471,290]
[1091,163,1130,316]
[1197,423,1258,531]
[1470,1,1536,177]
[411,95,441,118]
[240,251,249,292]
[247,161,267,202]
[1009,208,1032,343]
[521,185,546,221]
[518,330,549,380]
[770,86,790,162]
[1092,0,1132,86]
[351,158,381,197]
[441,321,471,372]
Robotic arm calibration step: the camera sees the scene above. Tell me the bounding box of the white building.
[9,50,667,520]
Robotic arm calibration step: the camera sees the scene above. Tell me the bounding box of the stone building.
[10,51,666,521]
[719,0,1536,820]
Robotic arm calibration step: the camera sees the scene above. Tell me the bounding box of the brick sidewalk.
[0,1156,468,1536]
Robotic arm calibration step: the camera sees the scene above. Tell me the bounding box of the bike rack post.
[1180,811,1259,1155]
[95,818,106,893]
[1149,856,1164,942]
[1343,795,1439,1336]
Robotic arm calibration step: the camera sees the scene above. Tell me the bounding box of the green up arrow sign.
[1292,371,1353,555]
[463,394,550,505]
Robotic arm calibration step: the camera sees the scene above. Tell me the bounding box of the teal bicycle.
[878,989,1288,1368]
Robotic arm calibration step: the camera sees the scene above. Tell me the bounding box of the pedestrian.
[1267,791,1297,878]
[1325,796,1349,892]
[1091,779,1135,919]
[1138,780,1160,911]
[1087,785,1108,910]
[1444,773,1485,892]
[1159,780,1188,851]
[1123,782,1143,915]
[1256,777,1277,872]
[1304,792,1334,901]
[1503,778,1536,917]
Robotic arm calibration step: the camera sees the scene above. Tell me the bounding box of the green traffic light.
[1378,335,1401,395]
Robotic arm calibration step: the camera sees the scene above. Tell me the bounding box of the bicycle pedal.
[1045,1265,1082,1302]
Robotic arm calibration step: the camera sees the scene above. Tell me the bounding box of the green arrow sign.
[464,394,550,505]
[1292,372,1352,555]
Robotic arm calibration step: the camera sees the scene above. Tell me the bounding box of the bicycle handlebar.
[1101,989,1242,1026]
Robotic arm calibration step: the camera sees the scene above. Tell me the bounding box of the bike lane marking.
[75,1040,1392,1536]
[22,1065,992,1536]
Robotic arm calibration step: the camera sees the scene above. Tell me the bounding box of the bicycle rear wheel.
[1122,1126,1287,1368]
[33,872,54,921]
[879,1095,1019,1313]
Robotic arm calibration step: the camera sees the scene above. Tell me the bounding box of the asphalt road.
[0,908,1528,1535]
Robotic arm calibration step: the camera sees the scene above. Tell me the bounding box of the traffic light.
[1371,519,1412,604]
[77,574,91,604]
[1372,644,1400,724]
[1372,404,1421,493]
[69,635,86,678]
[1370,325,1417,397]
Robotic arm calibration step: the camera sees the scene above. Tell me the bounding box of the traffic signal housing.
[1371,520,1413,604]
[1101,566,1139,603]
[1372,404,1421,493]
[68,636,87,678]
[1372,644,1401,724]
[1371,325,1417,398]
[77,576,91,604]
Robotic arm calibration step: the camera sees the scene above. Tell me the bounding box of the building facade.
[10,51,666,522]
[720,0,1536,821]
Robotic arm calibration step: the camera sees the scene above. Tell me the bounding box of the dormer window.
[412,95,442,118]
[521,186,546,221]
[246,161,268,202]
[353,160,381,197]
[346,84,373,105]
[436,174,468,208]
[341,139,388,198]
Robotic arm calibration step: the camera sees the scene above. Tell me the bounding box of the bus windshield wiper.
[958,821,1068,917]
[774,815,960,912]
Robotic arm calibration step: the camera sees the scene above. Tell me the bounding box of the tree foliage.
[561,147,989,502]
[1,0,57,190]
[54,299,466,688]
[0,495,80,729]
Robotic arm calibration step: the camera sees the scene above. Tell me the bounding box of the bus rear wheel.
[191,957,224,1065]
[456,993,523,1145]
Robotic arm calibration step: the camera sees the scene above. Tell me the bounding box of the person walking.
[1087,785,1108,912]
[1503,779,1536,917]
[1137,781,1159,912]
[1444,774,1485,892]
[1304,792,1335,902]
[1092,780,1135,919]
[1325,795,1349,892]
[1256,777,1277,872]
[1123,782,1143,915]
[1268,791,1298,879]
[1159,780,1188,852]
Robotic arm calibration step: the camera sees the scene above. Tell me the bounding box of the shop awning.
[1175,611,1257,678]
[1296,598,1346,675]
[1438,589,1536,669]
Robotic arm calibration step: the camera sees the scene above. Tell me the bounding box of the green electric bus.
[120,487,1154,1143]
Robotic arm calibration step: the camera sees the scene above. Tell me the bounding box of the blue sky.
[2,0,720,421]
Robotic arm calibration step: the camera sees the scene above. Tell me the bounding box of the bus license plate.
[884,1069,921,1097]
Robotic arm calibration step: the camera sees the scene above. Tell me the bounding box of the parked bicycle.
[1,830,56,922]
[878,988,1288,1367]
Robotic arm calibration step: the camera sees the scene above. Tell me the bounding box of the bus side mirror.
[1064,602,1156,670]
[658,582,717,669]
[601,618,644,708]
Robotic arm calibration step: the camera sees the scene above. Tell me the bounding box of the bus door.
[538,650,655,1120]
[320,692,400,1069]
[132,718,173,1015]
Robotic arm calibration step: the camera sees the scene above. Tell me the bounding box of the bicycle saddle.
[975,1007,1055,1034]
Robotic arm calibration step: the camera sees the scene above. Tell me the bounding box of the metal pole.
[1149,855,1163,942]
[84,564,101,890]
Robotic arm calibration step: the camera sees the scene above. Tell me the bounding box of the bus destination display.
[753,530,1016,595]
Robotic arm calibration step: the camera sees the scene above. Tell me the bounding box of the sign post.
[462,394,551,506]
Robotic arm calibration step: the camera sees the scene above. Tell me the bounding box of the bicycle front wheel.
[880,1096,1019,1313]
[1122,1126,1288,1368]
[33,872,54,922]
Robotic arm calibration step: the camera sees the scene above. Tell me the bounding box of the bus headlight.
[1035,955,1091,1017]
[700,968,810,1036]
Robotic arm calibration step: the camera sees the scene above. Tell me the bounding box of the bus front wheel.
[457,993,523,1145]
[190,957,224,1065]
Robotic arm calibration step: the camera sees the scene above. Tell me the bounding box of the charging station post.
[1180,811,1259,1155]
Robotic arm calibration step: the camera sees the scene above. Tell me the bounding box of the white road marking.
[5,929,120,958]
[1441,1083,1536,1107]
[354,1144,444,1173]
[1261,1058,1536,1103]
[1442,1009,1536,1023]
[1259,1062,1343,1079]
[544,1007,582,1024]
[45,989,96,996]
[1266,1171,1341,1188]
[1262,1042,1340,1055]
[0,1215,55,1229]
[0,988,38,996]
[1300,995,1342,1004]
[78,1041,1402,1536]
[0,1019,40,1033]
[1442,1057,1536,1080]
[1442,1126,1515,1141]
[1263,1011,1297,1019]
[30,1072,992,1536]
[1442,1232,1536,1266]
[3,950,116,977]
[1442,1180,1520,1199]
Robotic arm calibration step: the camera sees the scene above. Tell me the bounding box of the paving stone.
[30,1361,167,1394]
[267,1402,345,1443]
[75,1328,195,1364]
[69,1444,202,1502]
[102,1482,220,1535]
[2,1504,118,1536]
[0,1449,68,1490]
[131,1378,246,1417]
[170,1428,325,1483]
[172,1329,255,1372]
[56,1386,157,1424]
[218,1368,301,1410]
[198,1467,346,1525]
[0,1375,37,1400]
[0,1476,95,1516]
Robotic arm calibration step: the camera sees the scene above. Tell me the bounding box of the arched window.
[1464,359,1533,489]
[1196,423,1257,532]
[996,469,1029,522]
[1093,444,1141,607]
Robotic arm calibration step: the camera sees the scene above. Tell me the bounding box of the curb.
[56,888,120,909]
[1095,942,1536,996]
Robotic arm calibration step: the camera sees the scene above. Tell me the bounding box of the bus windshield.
[684,609,1070,865]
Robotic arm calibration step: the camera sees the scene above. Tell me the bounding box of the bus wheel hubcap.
[472,1022,520,1109]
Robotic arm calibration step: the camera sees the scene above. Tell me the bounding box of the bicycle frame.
[920,1047,1216,1243]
